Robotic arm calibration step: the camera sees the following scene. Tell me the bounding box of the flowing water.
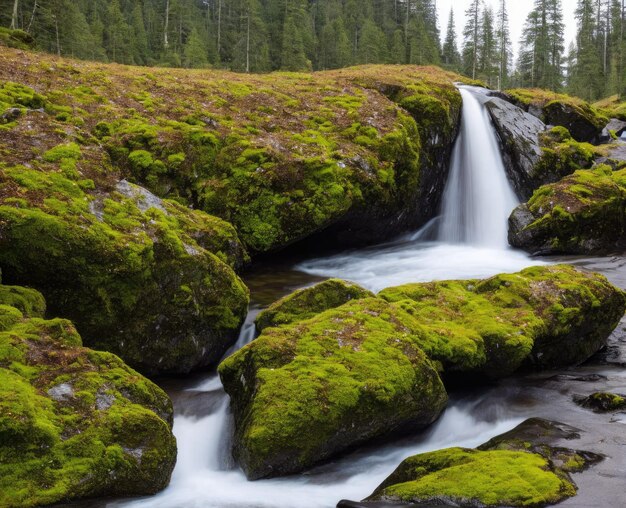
[108,88,626,508]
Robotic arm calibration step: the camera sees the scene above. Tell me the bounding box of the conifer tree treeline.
[0,0,442,72]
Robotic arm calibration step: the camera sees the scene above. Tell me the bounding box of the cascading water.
[438,87,519,247]
[112,87,538,508]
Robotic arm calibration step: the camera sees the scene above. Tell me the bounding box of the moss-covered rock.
[379,265,626,375]
[255,278,374,332]
[505,88,608,143]
[363,418,601,507]
[508,165,626,254]
[574,392,626,412]
[219,297,447,480]
[0,165,249,375]
[0,47,465,254]
[0,286,176,507]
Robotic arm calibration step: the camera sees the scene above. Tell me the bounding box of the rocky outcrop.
[255,278,374,332]
[219,297,448,480]
[0,285,176,507]
[0,161,249,376]
[504,88,608,143]
[356,418,602,507]
[485,95,596,200]
[509,165,626,255]
[220,266,624,480]
[485,96,546,198]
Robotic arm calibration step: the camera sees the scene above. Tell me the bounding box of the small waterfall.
[438,87,519,247]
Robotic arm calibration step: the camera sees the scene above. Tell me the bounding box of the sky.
[437,0,579,60]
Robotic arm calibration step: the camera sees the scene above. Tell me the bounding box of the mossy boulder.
[219,297,448,480]
[0,165,249,375]
[0,286,176,507]
[362,419,601,507]
[379,265,626,376]
[0,47,465,254]
[255,278,374,332]
[509,165,626,254]
[505,88,608,143]
[574,392,626,412]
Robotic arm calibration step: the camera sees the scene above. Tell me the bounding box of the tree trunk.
[217,0,222,57]
[26,0,37,33]
[10,0,19,30]
[246,6,250,73]
[164,0,170,49]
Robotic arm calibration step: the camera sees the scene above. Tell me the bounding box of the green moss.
[0,166,249,375]
[0,81,45,112]
[219,297,447,479]
[0,289,176,507]
[0,28,35,50]
[371,448,576,507]
[255,278,375,331]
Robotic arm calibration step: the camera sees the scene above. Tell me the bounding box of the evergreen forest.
[3,0,626,100]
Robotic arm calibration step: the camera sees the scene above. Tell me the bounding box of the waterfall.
[438,87,519,247]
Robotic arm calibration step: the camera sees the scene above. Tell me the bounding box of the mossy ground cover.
[379,264,626,375]
[510,165,626,254]
[0,285,176,507]
[594,95,626,121]
[255,278,374,331]
[0,47,464,253]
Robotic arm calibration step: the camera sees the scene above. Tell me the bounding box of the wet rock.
[574,392,626,412]
[362,418,602,507]
[485,97,546,199]
[601,118,626,142]
[509,165,626,255]
[0,285,176,507]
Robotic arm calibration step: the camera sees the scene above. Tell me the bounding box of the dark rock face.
[485,97,546,199]
[508,165,626,255]
[543,101,604,143]
[359,419,602,508]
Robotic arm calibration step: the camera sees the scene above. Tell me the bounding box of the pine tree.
[358,18,386,64]
[183,27,208,68]
[280,3,310,71]
[478,5,497,87]
[442,8,461,70]
[569,0,604,99]
[495,0,512,89]
[463,0,482,79]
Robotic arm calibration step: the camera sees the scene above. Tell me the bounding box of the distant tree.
[495,0,512,89]
[183,27,208,68]
[280,2,310,71]
[442,8,461,70]
[569,0,604,99]
[478,5,497,87]
[463,0,483,79]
